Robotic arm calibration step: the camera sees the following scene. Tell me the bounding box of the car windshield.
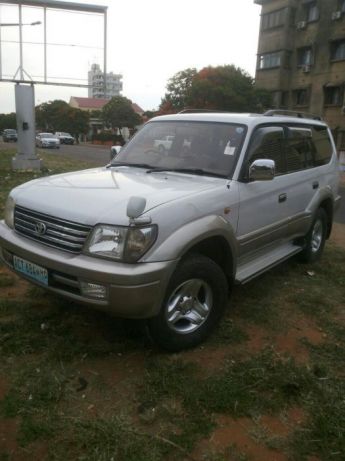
[60,133,71,136]
[6,129,16,134]
[41,133,54,138]
[112,121,247,178]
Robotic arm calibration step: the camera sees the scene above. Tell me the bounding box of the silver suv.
[0,111,341,351]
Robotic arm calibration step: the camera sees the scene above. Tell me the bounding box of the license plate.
[13,255,48,286]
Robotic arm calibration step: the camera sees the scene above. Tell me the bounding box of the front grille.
[14,205,92,253]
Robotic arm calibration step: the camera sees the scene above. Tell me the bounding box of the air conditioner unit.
[297,21,307,30]
[331,11,342,20]
[302,65,311,73]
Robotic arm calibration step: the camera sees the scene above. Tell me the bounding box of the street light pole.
[19,3,23,79]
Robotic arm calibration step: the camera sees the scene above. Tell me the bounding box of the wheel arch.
[145,215,237,281]
[184,235,235,284]
[318,197,333,239]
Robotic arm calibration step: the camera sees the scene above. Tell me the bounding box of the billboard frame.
[0,0,107,89]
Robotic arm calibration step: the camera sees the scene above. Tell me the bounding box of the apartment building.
[255,0,345,146]
[88,63,123,99]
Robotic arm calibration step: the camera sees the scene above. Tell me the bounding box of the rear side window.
[286,125,332,170]
[286,127,314,172]
[311,126,333,166]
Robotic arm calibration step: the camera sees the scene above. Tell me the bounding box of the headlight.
[84,225,157,262]
[4,195,15,229]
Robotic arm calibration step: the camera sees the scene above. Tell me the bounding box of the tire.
[299,208,328,263]
[147,254,228,351]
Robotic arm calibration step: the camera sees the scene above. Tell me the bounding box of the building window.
[305,1,319,22]
[324,86,344,105]
[293,89,309,106]
[297,47,313,66]
[258,52,281,69]
[331,40,345,61]
[261,8,287,30]
[281,91,289,108]
[271,91,281,107]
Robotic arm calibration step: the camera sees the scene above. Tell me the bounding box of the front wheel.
[299,208,328,263]
[147,254,228,351]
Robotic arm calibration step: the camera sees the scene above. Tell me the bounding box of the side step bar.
[235,243,303,284]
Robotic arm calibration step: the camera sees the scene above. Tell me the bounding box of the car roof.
[150,113,328,129]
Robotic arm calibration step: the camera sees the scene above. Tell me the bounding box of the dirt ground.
[0,223,344,461]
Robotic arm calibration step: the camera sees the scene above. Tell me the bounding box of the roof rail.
[263,109,323,121]
[178,109,225,114]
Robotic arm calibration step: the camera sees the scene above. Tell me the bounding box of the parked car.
[2,129,17,142]
[0,111,341,351]
[55,132,75,145]
[36,133,60,149]
[110,144,122,160]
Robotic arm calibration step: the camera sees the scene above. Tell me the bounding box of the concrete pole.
[12,83,42,170]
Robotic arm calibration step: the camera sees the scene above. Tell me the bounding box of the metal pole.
[19,3,23,79]
[0,7,2,79]
[43,6,47,82]
[103,8,107,97]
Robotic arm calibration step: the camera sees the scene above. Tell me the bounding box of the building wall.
[88,63,123,99]
[255,0,345,139]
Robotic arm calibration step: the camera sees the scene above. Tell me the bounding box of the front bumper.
[0,221,177,318]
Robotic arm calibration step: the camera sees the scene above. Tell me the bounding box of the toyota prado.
[0,111,341,351]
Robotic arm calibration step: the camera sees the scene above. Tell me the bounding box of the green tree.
[159,65,271,114]
[102,96,141,130]
[35,100,90,137]
[0,113,16,132]
[159,68,197,113]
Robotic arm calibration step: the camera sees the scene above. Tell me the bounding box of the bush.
[91,132,124,144]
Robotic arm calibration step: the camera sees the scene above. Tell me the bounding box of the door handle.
[312,181,319,190]
[278,193,287,203]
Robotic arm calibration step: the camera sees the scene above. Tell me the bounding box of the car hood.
[40,137,59,141]
[12,166,225,226]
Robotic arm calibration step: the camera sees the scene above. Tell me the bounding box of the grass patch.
[0,273,15,287]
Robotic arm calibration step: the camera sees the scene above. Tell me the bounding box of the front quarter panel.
[146,214,237,267]
[142,181,240,275]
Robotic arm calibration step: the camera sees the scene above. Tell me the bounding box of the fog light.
[80,281,107,299]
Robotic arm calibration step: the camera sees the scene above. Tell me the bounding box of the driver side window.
[247,126,285,175]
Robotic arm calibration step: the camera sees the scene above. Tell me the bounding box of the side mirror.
[249,159,275,181]
[127,196,146,219]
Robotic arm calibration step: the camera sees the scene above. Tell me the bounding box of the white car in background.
[36,133,60,149]
[110,144,122,160]
[55,132,75,145]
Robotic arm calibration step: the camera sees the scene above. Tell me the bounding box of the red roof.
[71,97,144,114]
[72,97,109,109]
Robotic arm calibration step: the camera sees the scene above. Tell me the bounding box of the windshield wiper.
[146,167,227,178]
[106,162,155,169]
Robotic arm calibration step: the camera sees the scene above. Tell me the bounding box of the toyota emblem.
[35,222,47,235]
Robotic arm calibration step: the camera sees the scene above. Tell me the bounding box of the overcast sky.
[0,0,262,113]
